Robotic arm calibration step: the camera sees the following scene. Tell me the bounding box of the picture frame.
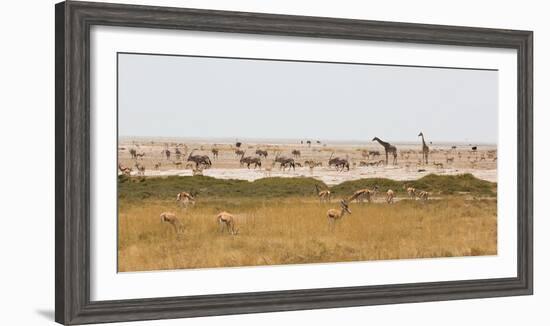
[55,1,533,324]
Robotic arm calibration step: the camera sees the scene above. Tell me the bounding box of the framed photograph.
[55,1,532,324]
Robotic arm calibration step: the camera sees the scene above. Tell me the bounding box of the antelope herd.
[118,135,493,236]
[119,132,495,179]
[158,179,431,236]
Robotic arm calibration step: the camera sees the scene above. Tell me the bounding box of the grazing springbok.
[304,160,322,167]
[368,150,381,158]
[160,212,184,234]
[446,157,455,164]
[118,163,132,176]
[386,189,395,204]
[403,184,416,199]
[306,160,322,174]
[433,162,444,169]
[348,186,379,204]
[176,191,197,208]
[417,190,429,201]
[291,149,301,158]
[217,211,238,235]
[315,184,331,203]
[327,200,351,230]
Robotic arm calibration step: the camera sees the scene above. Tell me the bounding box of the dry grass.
[118,196,497,272]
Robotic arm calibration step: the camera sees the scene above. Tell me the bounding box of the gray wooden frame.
[55,1,533,324]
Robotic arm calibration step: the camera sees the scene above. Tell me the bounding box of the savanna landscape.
[117,139,497,272]
[117,53,499,272]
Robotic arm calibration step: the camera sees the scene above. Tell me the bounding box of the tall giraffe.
[418,132,429,164]
[372,137,397,165]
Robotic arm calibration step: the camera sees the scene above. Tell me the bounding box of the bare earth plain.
[118,138,497,272]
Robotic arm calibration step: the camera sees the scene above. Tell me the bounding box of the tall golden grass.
[118,197,496,272]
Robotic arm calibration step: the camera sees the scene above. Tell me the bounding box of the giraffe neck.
[375,138,390,149]
[421,135,426,147]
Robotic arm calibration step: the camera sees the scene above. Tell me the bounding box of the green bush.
[118,173,495,201]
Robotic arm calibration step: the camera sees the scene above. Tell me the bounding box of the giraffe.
[372,137,397,165]
[418,132,429,164]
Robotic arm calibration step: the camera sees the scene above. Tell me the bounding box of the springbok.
[264,161,276,176]
[176,191,197,208]
[369,150,381,158]
[348,186,379,203]
[160,212,183,234]
[118,163,132,176]
[291,149,301,158]
[417,190,429,201]
[327,200,351,230]
[403,184,416,199]
[217,211,239,235]
[192,166,203,176]
[306,160,322,174]
[386,189,395,204]
[134,163,145,176]
[315,184,331,203]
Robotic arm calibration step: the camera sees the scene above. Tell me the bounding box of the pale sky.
[118,53,498,144]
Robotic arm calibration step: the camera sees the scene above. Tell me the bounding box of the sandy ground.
[118,138,497,185]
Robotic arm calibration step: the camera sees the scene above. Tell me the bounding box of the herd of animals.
[118,132,497,177]
[158,181,430,236]
[119,132,493,236]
